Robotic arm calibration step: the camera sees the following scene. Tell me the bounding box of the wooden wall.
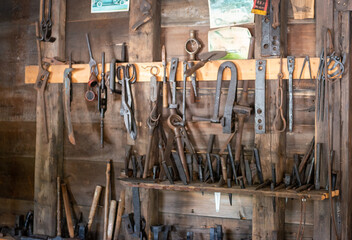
[0,0,318,239]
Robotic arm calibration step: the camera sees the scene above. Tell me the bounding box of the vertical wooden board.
[287,24,316,57]
[313,200,331,239]
[0,198,34,226]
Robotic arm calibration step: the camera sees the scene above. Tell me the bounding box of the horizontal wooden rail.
[25,58,320,84]
[119,178,339,201]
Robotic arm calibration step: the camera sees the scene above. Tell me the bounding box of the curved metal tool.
[63,54,75,145]
[86,33,99,77]
[184,51,227,77]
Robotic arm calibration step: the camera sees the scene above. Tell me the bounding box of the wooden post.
[252,1,287,239]
[33,0,66,236]
[126,0,161,238]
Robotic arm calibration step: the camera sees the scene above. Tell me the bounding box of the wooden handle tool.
[87,185,102,232]
[56,177,61,236]
[61,183,74,238]
[107,200,117,240]
[113,190,125,240]
[104,160,111,240]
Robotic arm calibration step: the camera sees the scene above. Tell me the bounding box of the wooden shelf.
[119,178,339,201]
[25,58,320,84]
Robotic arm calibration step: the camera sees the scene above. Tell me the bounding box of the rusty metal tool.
[87,185,102,233]
[261,1,281,56]
[86,33,99,77]
[271,0,281,29]
[182,61,189,123]
[227,144,238,184]
[287,56,295,132]
[61,183,74,238]
[34,21,50,143]
[38,0,56,42]
[233,80,252,181]
[187,61,198,103]
[298,56,313,86]
[113,190,125,240]
[167,114,190,183]
[185,30,201,61]
[162,45,168,108]
[169,58,179,109]
[298,137,315,173]
[98,52,108,148]
[253,147,264,184]
[172,151,188,185]
[107,200,117,240]
[104,161,111,240]
[132,0,152,31]
[226,157,232,205]
[205,134,216,183]
[293,154,302,187]
[185,51,227,77]
[63,53,76,145]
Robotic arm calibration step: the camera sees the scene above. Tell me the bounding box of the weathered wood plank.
[25,58,323,84]
[0,198,34,227]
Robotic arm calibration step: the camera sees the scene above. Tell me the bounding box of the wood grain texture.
[25,58,322,84]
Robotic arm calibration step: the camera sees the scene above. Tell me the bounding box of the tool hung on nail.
[34,21,50,143]
[63,53,76,145]
[287,56,295,132]
[162,45,169,108]
[192,61,238,134]
[184,51,227,77]
[85,33,99,101]
[132,0,152,31]
[118,63,138,140]
[108,42,126,95]
[98,52,107,148]
[38,0,56,42]
[143,67,161,179]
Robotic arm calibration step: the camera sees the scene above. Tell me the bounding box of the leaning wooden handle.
[87,185,102,232]
[107,200,117,240]
[163,83,168,108]
[113,190,126,240]
[61,183,74,238]
[104,160,111,240]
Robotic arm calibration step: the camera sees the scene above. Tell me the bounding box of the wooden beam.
[25,58,322,84]
[33,0,66,236]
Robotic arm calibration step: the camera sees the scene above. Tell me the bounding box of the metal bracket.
[261,1,281,56]
[287,56,295,132]
[255,60,266,134]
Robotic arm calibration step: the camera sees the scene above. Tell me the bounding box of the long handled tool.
[61,183,74,238]
[87,185,102,233]
[107,200,117,240]
[113,190,125,240]
[52,177,63,240]
[104,161,111,240]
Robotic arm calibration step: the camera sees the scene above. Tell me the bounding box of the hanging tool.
[226,157,233,205]
[107,200,117,240]
[233,80,252,182]
[253,147,264,184]
[185,51,227,77]
[227,144,238,184]
[143,70,160,178]
[85,33,99,101]
[132,0,152,31]
[87,186,102,233]
[150,225,171,240]
[113,190,125,240]
[38,0,56,42]
[118,64,138,140]
[287,56,295,132]
[34,21,50,143]
[185,30,201,61]
[108,42,126,95]
[169,58,179,109]
[193,61,238,134]
[182,61,189,123]
[205,134,216,183]
[298,56,313,86]
[63,53,76,145]
[167,114,190,183]
[98,52,107,148]
[187,61,198,103]
[271,0,281,29]
[104,161,111,240]
[162,45,168,108]
[255,60,267,134]
[61,183,74,238]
